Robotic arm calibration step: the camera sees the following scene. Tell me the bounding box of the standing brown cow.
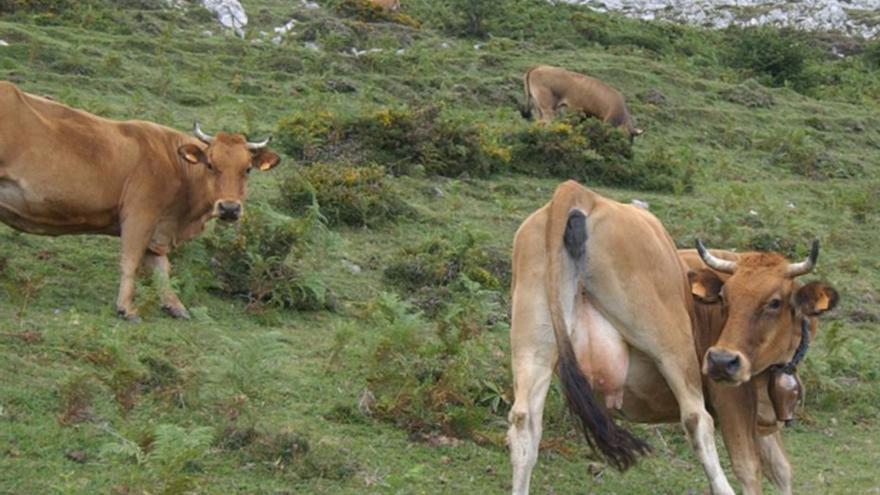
[369,0,400,12]
[520,64,643,141]
[507,180,838,494]
[0,81,281,321]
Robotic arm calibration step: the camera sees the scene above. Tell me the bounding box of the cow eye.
[767,298,782,310]
[205,161,216,172]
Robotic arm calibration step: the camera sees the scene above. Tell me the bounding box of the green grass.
[1,1,879,494]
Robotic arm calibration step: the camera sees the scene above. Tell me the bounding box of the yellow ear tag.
[691,281,707,299]
[815,292,830,311]
[259,162,273,171]
[184,153,200,163]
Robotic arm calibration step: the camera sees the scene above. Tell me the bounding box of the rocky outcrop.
[557,0,880,39]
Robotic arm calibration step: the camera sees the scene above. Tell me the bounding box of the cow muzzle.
[216,200,242,221]
[703,347,750,385]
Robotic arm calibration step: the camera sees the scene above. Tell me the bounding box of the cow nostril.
[725,355,741,374]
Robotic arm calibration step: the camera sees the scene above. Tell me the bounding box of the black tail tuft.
[519,103,532,120]
[563,209,588,261]
[557,347,651,471]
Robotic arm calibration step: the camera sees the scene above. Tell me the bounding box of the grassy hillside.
[1,1,878,494]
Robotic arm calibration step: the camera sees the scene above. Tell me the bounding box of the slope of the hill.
[1,1,878,494]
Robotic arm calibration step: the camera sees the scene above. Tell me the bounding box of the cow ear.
[252,150,281,172]
[794,282,839,316]
[178,144,206,165]
[688,269,724,304]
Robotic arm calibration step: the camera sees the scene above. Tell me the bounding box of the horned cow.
[520,64,643,142]
[507,180,838,495]
[0,81,281,321]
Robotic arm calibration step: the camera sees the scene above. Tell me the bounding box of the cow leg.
[508,354,553,495]
[508,210,556,495]
[655,359,735,495]
[711,383,763,494]
[758,431,792,495]
[508,293,555,495]
[614,320,733,495]
[116,217,156,321]
[142,253,190,319]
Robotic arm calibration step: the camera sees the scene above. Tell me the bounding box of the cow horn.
[193,121,214,144]
[695,239,737,274]
[246,136,272,150]
[786,240,819,277]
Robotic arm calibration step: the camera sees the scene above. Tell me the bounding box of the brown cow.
[507,180,838,495]
[520,64,643,142]
[369,0,400,12]
[0,81,281,321]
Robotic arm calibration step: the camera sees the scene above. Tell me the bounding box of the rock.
[202,0,247,38]
[555,0,880,39]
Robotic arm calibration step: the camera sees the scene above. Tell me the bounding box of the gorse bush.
[509,115,693,192]
[203,207,329,311]
[275,106,502,177]
[363,293,510,442]
[277,163,411,227]
[509,115,630,180]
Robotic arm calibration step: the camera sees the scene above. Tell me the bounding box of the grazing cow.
[508,180,838,495]
[370,0,400,12]
[0,81,281,321]
[520,65,643,142]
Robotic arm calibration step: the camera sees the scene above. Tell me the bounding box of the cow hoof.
[164,305,191,320]
[116,307,141,323]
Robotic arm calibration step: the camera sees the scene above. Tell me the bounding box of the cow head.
[177,122,281,222]
[690,240,838,386]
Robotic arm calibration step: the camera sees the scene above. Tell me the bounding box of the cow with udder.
[0,81,281,321]
[508,180,838,495]
[520,65,643,142]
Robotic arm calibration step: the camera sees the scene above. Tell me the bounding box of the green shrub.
[0,0,73,13]
[863,40,880,70]
[725,27,817,91]
[277,163,411,227]
[383,230,509,316]
[202,207,329,311]
[275,106,501,177]
[719,79,775,108]
[363,293,509,442]
[509,115,631,179]
[759,129,862,180]
[446,0,502,38]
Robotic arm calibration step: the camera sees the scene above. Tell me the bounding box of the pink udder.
[573,298,629,410]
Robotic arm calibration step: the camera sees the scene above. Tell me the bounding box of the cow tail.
[520,67,535,120]
[545,183,650,472]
